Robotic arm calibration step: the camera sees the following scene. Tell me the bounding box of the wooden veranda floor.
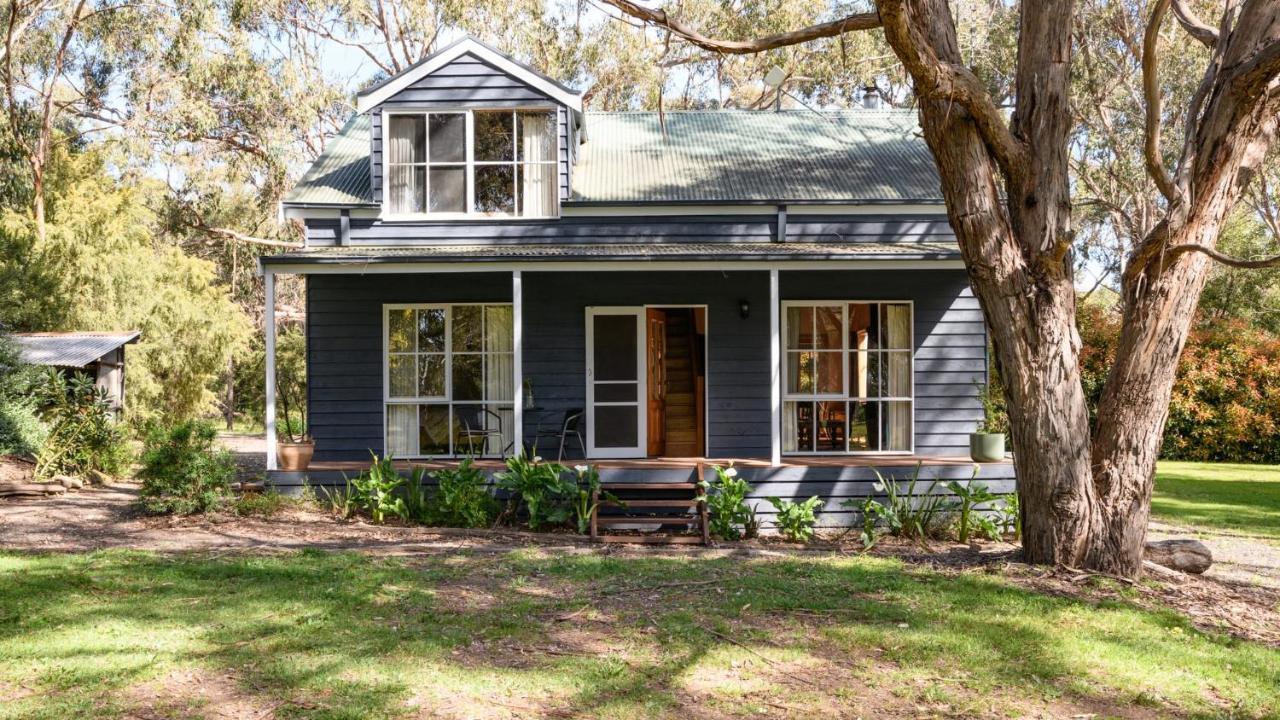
[301,454,1007,473]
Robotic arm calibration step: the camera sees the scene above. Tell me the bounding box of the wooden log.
[0,482,67,497]
[1144,539,1212,574]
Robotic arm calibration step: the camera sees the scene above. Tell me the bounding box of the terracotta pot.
[278,440,315,471]
[969,433,1006,463]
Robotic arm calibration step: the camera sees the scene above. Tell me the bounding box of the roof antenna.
[763,67,786,112]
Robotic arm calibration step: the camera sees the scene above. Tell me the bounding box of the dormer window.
[384,109,558,218]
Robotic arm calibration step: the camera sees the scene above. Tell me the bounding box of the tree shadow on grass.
[0,549,1275,719]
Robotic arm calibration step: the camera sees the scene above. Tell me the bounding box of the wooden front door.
[646,308,667,456]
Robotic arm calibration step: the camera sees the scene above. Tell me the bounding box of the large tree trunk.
[883,0,1100,569]
[1088,241,1212,575]
[606,0,1280,577]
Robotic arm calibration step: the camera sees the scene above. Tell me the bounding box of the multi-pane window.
[384,110,558,218]
[385,304,515,457]
[782,302,913,453]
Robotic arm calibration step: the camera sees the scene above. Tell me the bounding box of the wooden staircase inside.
[589,475,710,545]
[659,309,704,457]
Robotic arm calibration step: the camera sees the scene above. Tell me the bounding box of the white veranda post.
[513,270,524,455]
[264,270,277,471]
[769,269,781,466]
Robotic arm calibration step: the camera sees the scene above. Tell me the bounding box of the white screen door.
[586,307,646,458]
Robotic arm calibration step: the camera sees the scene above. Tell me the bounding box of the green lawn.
[1154,461,1280,541]
[1,549,1277,719]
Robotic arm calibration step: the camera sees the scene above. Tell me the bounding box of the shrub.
[0,396,45,458]
[494,453,572,530]
[998,492,1021,540]
[429,457,497,528]
[846,463,951,543]
[345,453,408,524]
[974,377,1008,434]
[704,464,754,541]
[0,334,44,457]
[137,421,234,514]
[569,464,610,535]
[767,495,823,542]
[34,369,130,479]
[1078,304,1280,463]
[946,473,1000,543]
[233,489,291,517]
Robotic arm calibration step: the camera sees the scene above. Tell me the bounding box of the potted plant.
[970,378,1007,463]
[275,329,313,471]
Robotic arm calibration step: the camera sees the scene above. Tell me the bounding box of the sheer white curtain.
[387,404,417,457]
[883,304,912,451]
[387,117,421,213]
[519,113,556,217]
[484,306,515,452]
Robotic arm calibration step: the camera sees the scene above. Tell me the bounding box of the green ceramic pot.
[969,433,1006,463]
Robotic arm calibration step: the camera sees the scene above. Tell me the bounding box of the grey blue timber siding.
[522,271,773,457]
[306,272,514,460]
[306,268,983,461]
[303,213,951,248]
[367,52,572,206]
[780,270,984,456]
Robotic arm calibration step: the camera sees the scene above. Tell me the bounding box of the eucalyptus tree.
[602,0,1280,577]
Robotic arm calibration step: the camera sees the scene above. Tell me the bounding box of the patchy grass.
[0,549,1277,719]
[1154,461,1280,541]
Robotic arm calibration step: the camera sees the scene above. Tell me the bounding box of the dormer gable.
[357,37,583,114]
[358,38,582,219]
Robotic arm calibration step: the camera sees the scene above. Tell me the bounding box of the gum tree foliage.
[0,143,252,424]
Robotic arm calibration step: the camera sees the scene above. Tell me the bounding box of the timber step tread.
[593,535,706,545]
[591,476,710,546]
[599,482,699,491]
[595,517,697,527]
[600,498,700,508]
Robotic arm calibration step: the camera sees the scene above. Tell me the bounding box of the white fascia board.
[560,203,947,217]
[260,259,966,274]
[283,207,381,221]
[784,203,946,215]
[356,38,583,114]
[283,203,943,221]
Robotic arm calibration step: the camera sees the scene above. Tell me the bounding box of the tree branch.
[595,0,881,54]
[1142,0,1178,203]
[1224,38,1280,95]
[1170,0,1218,48]
[186,221,302,248]
[1166,242,1280,268]
[877,0,1028,177]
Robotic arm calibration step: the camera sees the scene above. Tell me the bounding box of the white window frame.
[780,299,915,455]
[381,107,561,221]
[382,302,516,458]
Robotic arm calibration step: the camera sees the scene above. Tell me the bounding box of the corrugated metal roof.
[572,110,941,203]
[284,114,373,206]
[261,241,959,266]
[11,331,141,368]
[284,109,942,206]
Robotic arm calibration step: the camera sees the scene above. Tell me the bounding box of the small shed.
[11,331,141,415]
